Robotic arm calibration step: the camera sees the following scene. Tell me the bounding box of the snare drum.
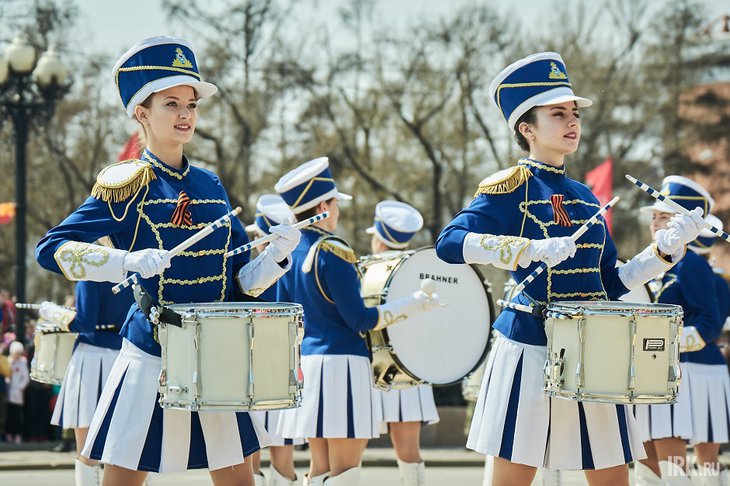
[158,302,304,411]
[31,329,77,385]
[544,301,683,404]
[360,247,493,389]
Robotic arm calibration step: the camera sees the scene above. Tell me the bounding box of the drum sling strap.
[133,284,182,328]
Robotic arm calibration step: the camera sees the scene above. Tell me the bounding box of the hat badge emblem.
[172,47,193,68]
[548,61,567,80]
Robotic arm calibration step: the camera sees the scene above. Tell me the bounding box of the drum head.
[384,248,492,385]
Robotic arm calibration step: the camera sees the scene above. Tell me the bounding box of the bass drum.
[462,277,515,401]
[360,247,494,389]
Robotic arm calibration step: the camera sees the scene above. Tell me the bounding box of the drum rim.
[166,301,304,316]
[546,300,683,318]
[366,245,495,387]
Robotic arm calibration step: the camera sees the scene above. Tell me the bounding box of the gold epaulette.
[474,165,532,196]
[320,238,357,264]
[91,159,156,203]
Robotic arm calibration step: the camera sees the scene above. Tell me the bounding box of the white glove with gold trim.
[38,301,76,332]
[655,207,705,256]
[373,284,441,331]
[679,326,705,353]
[122,249,171,279]
[518,237,576,268]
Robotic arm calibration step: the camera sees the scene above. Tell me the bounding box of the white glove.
[266,224,301,262]
[655,207,705,255]
[38,301,76,332]
[518,237,576,268]
[374,289,441,331]
[122,248,171,278]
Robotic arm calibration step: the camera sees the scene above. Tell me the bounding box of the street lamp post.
[0,36,68,343]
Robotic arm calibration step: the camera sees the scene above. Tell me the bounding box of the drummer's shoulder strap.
[474,165,532,197]
[302,235,358,304]
[91,159,156,204]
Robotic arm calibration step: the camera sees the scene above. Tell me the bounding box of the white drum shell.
[544,301,682,404]
[158,302,303,411]
[31,331,77,385]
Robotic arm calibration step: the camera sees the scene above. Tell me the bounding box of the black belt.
[133,284,182,328]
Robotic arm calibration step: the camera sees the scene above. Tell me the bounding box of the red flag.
[585,158,613,233]
[0,202,16,224]
[118,132,141,161]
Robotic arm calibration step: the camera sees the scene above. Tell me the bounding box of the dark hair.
[514,107,538,152]
[295,198,335,222]
[135,95,154,152]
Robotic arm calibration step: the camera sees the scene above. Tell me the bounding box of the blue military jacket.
[651,251,723,364]
[72,280,132,350]
[36,150,250,356]
[714,270,730,328]
[436,158,629,345]
[277,226,378,357]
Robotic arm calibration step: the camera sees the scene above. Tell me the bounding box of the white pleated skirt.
[52,343,119,428]
[81,339,270,473]
[252,410,305,447]
[276,354,381,439]
[633,362,693,442]
[467,333,646,470]
[378,385,439,430]
[685,363,730,444]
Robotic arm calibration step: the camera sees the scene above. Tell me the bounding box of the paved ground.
[0,466,598,485]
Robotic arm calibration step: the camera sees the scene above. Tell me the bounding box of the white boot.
[270,464,296,486]
[635,462,666,486]
[75,459,101,486]
[660,460,694,486]
[692,466,728,486]
[537,468,561,486]
[482,456,493,486]
[254,472,265,486]
[397,459,426,486]
[303,472,328,486]
[323,467,361,485]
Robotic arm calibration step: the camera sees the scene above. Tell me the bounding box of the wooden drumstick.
[626,174,730,243]
[506,196,620,300]
[112,206,242,294]
[225,211,330,258]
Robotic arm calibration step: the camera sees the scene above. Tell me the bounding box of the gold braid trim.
[320,240,357,263]
[91,160,157,203]
[475,165,532,196]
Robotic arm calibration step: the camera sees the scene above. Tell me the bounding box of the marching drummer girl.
[365,200,439,486]
[36,36,300,486]
[634,184,728,486]
[40,279,133,486]
[273,158,441,486]
[244,194,304,486]
[435,52,706,486]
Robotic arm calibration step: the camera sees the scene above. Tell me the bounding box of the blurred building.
[681,15,730,270]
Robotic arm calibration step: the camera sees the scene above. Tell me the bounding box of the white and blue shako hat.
[274,157,352,214]
[688,214,723,255]
[489,52,593,130]
[640,175,714,217]
[245,194,294,236]
[366,201,423,249]
[112,36,218,118]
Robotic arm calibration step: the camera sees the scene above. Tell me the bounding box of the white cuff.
[53,241,127,282]
[237,248,290,297]
[374,296,420,331]
[618,242,679,290]
[462,232,530,271]
[680,326,705,352]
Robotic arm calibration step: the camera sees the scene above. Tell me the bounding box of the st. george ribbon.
[225,211,330,258]
[626,174,730,244]
[112,207,243,294]
[497,196,620,314]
